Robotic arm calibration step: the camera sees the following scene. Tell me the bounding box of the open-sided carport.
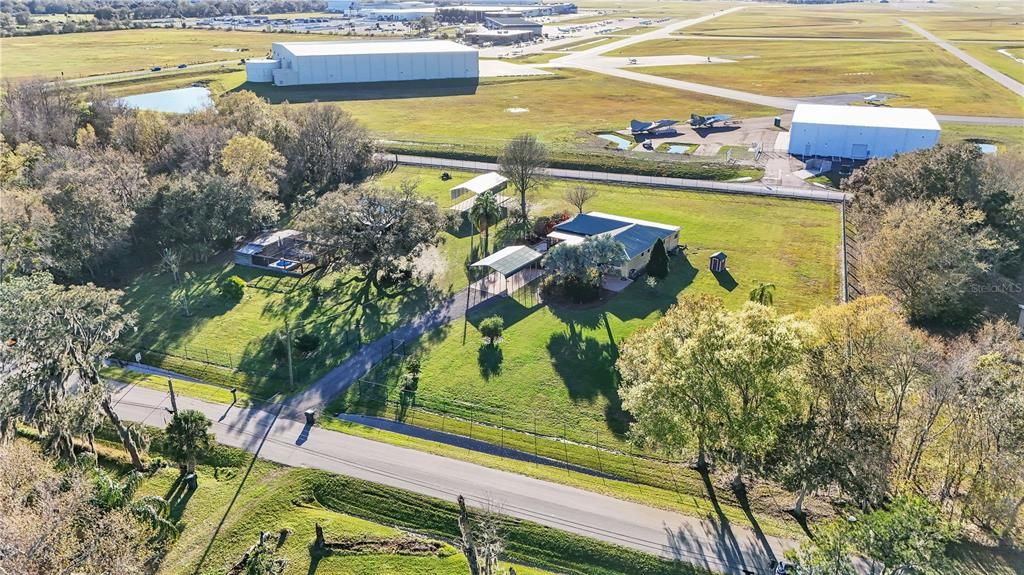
[468,245,546,307]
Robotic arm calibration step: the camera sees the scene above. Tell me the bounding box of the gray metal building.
[245,40,479,86]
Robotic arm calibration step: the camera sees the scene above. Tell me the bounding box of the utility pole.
[282,319,295,392]
[167,378,178,414]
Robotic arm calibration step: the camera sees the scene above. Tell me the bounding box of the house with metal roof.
[548,212,680,280]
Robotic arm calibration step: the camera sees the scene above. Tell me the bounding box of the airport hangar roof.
[792,104,940,131]
[273,40,478,57]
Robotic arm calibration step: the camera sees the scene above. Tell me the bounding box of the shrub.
[294,332,320,355]
[646,238,669,279]
[219,275,246,301]
[478,316,504,345]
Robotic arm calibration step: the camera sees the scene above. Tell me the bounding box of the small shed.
[709,251,727,273]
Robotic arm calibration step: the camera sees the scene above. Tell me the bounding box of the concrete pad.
[603,276,633,293]
[774,131,791,153]
[479,60,553,78]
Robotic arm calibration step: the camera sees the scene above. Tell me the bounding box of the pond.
[976,143,998,155]
[117,86,213,114]
[597,133,633,150]
[665,144,691,154]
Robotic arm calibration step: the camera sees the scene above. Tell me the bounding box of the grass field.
[683,7,913,39]
[119,254,445,397]
[78,428,708,575]
[358,166,840,450]
[231,68,775,150]
[0,28,337,79]
[908,13,1024,42]
[955,42,1024,83]
[611,39,1024,117]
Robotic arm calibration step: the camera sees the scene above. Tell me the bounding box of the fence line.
[392,153,850,204]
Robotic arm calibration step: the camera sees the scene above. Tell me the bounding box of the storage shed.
[247,40,479,86]
[787,104,940,160]
[709,251,727,273]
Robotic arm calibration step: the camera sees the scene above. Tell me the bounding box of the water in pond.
[598,133,632,150]
[118,86,213,114]
[666,144,690,154]
[976,143,998,155]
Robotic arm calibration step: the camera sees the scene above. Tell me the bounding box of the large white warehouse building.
[245,40,479,86]
[787,104,941,160]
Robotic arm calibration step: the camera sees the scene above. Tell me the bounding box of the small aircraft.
[630,119,679,135]
[689,113,733,128]
[863,94,889,106]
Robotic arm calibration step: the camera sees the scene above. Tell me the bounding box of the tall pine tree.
[646,238,669,279]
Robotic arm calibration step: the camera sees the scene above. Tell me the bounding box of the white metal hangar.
[787,104,941,160]
[245,40,479,86]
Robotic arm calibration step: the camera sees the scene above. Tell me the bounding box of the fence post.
[500,413,504,451]
[563,421,570,476]
[533,414,538,464]
[595,428,605,484]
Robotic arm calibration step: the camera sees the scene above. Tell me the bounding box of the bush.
[646,238,669,279]
[219,275,246,301]
[294,332,320,355]
[478,316,504,345]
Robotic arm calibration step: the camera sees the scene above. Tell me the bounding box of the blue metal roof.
[615,225,670,259]
[554,214,629,236]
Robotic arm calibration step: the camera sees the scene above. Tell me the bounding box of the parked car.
[150,66,162,71]
[177,64,187,69]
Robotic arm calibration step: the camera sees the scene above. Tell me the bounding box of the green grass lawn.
[349,165,840,451]
[610,38,1024,117]
[683,7,913,39]
[85,430,714,575]
[909,12,1024,42]
[119,253,446,397]
[223,68,776,150]
[955,42,1024,83]
[0,28,322,79]
[941,122,1024,151]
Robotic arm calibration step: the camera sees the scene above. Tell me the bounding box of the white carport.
[469,245,545,300]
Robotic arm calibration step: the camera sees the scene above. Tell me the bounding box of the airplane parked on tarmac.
[689,113,734,128]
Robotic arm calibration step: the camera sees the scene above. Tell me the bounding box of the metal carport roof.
[470,245,544,277]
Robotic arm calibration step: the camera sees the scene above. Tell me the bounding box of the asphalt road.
[901,20,1024,98]
[110,382,798,574]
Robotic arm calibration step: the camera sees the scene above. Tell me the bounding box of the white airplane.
[864,94,889,106]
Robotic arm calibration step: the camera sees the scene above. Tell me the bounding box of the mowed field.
[956,42,1024,83]
[683,7,914,39]
[370,165,841,444]
[0,28,338,79]
[612,39,1024,117]
[909,12,1024,41]
[234,68,775,149]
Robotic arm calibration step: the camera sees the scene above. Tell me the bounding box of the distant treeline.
[1,0,327,19]
[0,0,327,36]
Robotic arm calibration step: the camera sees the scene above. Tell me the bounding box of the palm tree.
[469,190,501,255]
[165,409,213,475]
[749,282,776,306]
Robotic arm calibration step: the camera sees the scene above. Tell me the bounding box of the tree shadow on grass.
[546,325,631,437]
[603,253,698,323]
[477,344,503,380]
